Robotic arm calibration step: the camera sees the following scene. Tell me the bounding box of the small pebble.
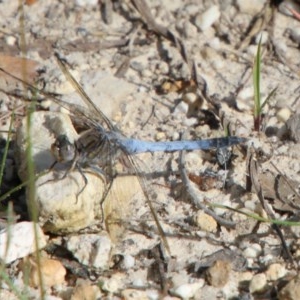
[249,273,267,294]
[75,0,98,6]
[289,27,300,44]
[255,31,269,44]
[259,254,274,265]
[171,282,203,299]
[286,113,300,142]
[243,243,262,258]
[155,61,169,75]
[102,277,121,294]
[155,131,166,141]
[236,0,266,14]
[146,289,160,300]
[5,35,16,46]
[71,280,101,300]
[194,211,217,233]
[182,92,199,105]
[265,263,287,281]
[194,5,221,31]
[205,260,232,287]
[180,20,198,39]
[121,289,149,300]
[123,255,135,269]
[239,271,254,283]
[277,107,292,123]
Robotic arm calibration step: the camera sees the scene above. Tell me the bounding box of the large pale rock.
[194,5,221,31]
[66,233,112,269]
[0,221,47,264]
[279,273,300,300]
[15,111,143,234]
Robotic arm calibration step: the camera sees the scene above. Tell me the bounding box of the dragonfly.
[0,54,246,253]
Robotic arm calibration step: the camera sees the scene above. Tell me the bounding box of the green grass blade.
[209,202,300,226]
[253,35,262,131]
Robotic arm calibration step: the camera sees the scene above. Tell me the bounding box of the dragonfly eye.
[51,134,76,163]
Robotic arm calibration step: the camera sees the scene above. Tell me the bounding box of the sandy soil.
[1,0,300,299]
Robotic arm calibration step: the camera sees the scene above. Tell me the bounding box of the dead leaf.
[0,54,40,87]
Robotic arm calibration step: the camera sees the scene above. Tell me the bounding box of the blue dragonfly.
[0,56,246,253]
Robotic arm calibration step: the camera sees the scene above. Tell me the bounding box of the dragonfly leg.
[86,165,116,223]
[38,159,73,187]
[75,164,88,203]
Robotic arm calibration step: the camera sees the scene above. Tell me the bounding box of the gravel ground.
[1,0,300,299]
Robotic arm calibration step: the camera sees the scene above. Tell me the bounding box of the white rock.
[102,275,125,293]
[236,0,266,15]
[75,0,98,6]
[259,254,274,265]
[275,41,288,57]
[182,92,199,105]
[121,289,149,300]
[146,289,159,300]
[66,233,112,269]
[5,35,16,46]
[237,87,254,110]
[277,107,292,123]
[243,243,262,258]
[246,44,261,57]
[132,278,145,287]
[255,31,269,45]
[123,255,135,269]
[171,282,204,299]
[179,20,198,39]
[195,5,221,31]
[249,273,267,294]
[155,131,166,141]
[173,101,189,115]
[289,27,300,44]
[0,222,47,264]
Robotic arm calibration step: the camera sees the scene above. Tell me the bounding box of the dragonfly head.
[51,134,76,163]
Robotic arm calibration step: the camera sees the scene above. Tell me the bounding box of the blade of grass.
[260,86,278,110]
[209,202,300,226]
[18,0,45,298]
[253,35,262,131]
